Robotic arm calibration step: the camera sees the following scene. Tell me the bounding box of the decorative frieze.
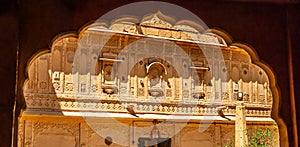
[24,93,271,118]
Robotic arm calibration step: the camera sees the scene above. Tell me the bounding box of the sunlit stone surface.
[19,13,279,147]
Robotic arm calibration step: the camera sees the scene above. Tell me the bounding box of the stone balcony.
[24,93,272,119]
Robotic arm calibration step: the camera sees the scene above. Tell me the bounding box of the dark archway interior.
[1,0,300,147]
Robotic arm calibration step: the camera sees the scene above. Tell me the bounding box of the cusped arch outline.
[211,28,288,146]
[22,14,288,146]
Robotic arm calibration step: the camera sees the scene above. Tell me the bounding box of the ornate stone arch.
[20,12,287,147]
[211,28,288,145]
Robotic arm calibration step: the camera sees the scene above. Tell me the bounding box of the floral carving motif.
[53,82,60,90]
[65,83,73,91]
[39,82,47,89]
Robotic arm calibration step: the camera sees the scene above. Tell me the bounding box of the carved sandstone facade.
[19,12,279,147]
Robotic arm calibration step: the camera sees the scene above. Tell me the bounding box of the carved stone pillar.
[235,101,248,147]
[97,73,102,95]
[144,76,148,98]
[134,75,138,97]
[229,79,233,102]
[264,82,268,104]
[172,77,176,100]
